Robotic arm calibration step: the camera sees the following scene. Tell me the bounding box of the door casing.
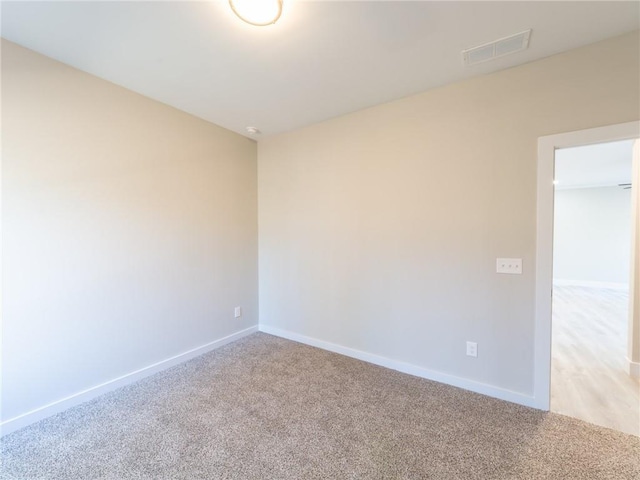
[534,121,640,410]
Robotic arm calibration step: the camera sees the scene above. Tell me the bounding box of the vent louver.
[463,30,532,66]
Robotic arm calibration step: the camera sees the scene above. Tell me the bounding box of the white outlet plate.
[466,341,478,357]
[496,258,522,274]
[234,306,242,318]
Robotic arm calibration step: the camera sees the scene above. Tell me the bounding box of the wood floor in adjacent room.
[551,285,640,436]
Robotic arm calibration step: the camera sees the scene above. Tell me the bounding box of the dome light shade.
[229,0,283,26]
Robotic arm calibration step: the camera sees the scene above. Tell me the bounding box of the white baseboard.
[553,279,628,290]
[259,325,538,409]
[0,325,259,437]
[628,358,640,379]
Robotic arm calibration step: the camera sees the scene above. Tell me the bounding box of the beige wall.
[258,32,640,398]
[1,40,258,422]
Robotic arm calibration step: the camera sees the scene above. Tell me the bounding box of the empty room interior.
[1,1,639,479]
[551,140,640,436]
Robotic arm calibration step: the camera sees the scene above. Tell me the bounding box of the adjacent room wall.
[553,186,631,287]
[258,32,640,401]
[1,40,258,426]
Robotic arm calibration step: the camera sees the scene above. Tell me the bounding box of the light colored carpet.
[1,333,639,479]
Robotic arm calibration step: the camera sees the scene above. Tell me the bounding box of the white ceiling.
[1,1,639,138]
[555,140,635,190]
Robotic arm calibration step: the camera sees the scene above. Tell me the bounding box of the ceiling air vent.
[463,29,532,66]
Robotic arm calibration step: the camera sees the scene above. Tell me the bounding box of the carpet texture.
[1,333,639,479]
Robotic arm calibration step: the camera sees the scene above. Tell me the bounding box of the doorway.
[551,140,637,435]
[534,121,640,434]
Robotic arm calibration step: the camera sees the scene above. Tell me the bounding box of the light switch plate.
[496,258,522,274]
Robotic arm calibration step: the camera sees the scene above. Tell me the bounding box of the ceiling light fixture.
[246,126,261,135]
[229,0,283,26]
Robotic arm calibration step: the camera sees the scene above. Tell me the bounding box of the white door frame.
[534,120,640,410]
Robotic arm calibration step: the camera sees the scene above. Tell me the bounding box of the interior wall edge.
[552,279,629,291]
[0,325,259,437]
